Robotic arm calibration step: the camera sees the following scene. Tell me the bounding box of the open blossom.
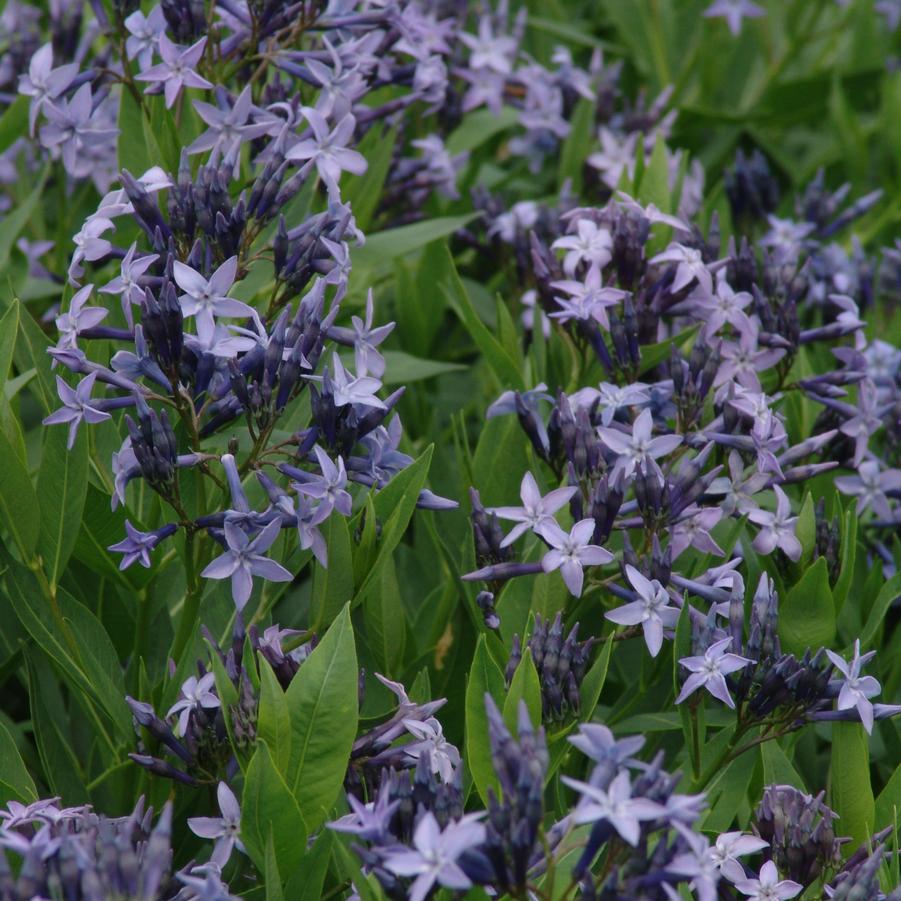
[748,485,801,561]
[43,372,111,449]
[285,109,367,195]
[676,637,754,708]
[552,219,613,275]
[561,770,663,846]
[825,639,882,733]
[704,0,766,35]
[835,460,901,518]
[550,264,629,329]
[187,782,244,868]
[710,832,770,883]
[538,519,614,597]
[382,812,486,901]
[167,673,220,737]
[606,564,680,657]
[18,43,77,134]
[490,471,576,547]
[733,860,802,900]
[174,256,256,341]
[136,35,213,108]
[200,519,293,609]
[598,408,682,481]
[402,717,461,782]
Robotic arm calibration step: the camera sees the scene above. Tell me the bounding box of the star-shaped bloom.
[588,128,638,189]
[669,506,725,560]
[649,242,714,295]
[676,637,754,708]
[561,770,663,846]
[838,380,883,467]
[693,272,754,337]
[733,860,802,900]
[666,825,720,901]
[835,460,901,519]
[200,519,293,609]
[710,831,769,883]
[187,782,245,868]
[69,216,115,284]
[293,446,353,517]
[294,495,331,567]
[605,564,680,657]
[330,784,398,843]
[136,34,213,108]
[174,256,256,341]
[285,109,367,196]
[459,16,517,74]
[167,673,220,737]
[108,521,170,570]
[703,0,766,35]
[538,519,614,597]
[328,289,395,377]
[100,243,158,326]
[40,84,118,178]
[54,284,107,351]
[326,353,386,409]
[594,381,651,426]
[568,723,645,765]
[402,717,461,783]
[550,264,629,329]
[748,485,801,561]
[124,6,167,71]
[42,372,111,448]
[187,86,272,164]
[552,219,613,276]
[598,408,682,481]
[382,812,486,901]
[825,639,881,734]
[110,324,171,391]
[490,471,577,548]
[18,42,77,134]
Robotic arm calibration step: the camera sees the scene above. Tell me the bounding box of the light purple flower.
[329,783,398,843]
[838,380,883,467]
[167,672,220,737]
[733,860,802,900]
[459,17,517,74]
[748,485,801,561]
[326,353,386,409]
[676,637,754,708]
[187,86,272,164]
[329,289,394,378]
[667,825,720,901]
[285,109,367,196]
[490,471,577,548]
[294,495,331,567]
[402,718,461,782]
[293,446,353,517]
[539,519,614,597]
[710,831,769,883]
[594,381,651,426]
[40,84,118,177]
[99,243,158,326]
[703,0,766,35]
[825,639,881,734]
[174,256,256,342]
[670,506,725,560]
[561,770,663,846]
[552,219,613,276]
[568,723,645,765]
[124,6,167,71]
[835,460,901,518]
[108,521,171,570]
[187,782,244,868]
[649,242,714,295]
[136,35,213,109]
[605,564,680,657]
[381,812,486,901]
[18,43,77,134]
[598,408,682,481]
[54,284,107,351]
[42,372,111,448]
[588,128,638,189]
[200,519,293,610]
[550,264,629,329]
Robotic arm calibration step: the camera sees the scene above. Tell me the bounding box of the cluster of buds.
[753,784,843,886]
[505,613,597,722]
[482,697,549,895]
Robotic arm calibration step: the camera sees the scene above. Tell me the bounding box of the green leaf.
[0,96,28,156]
[312,512,354,629]
[36,423,88,589]
[380,350,465,385]
[284,604,358,832]
[446,106,520,155]
[0,720,36,805]
[9,298,55,416]
[471,416,530,509]
[362,554,406,677]
[242,741,307,877]
[832,501,857,615]
[778,557,836,656]
[503,648,542,732]
[354,446,433,605]
[286,829,335,901]
[353,214,478,271]
[440,245,526,392]
[637,136,671,215]
[0,303,18,391]
[830,722,875,853]
[579,635,614,720]
[264,831,285,901]
[858,572,901,649]
[342,125,397,232]
[875,760,901,829]
[794,492,816,566]
[761,740,805,790]
[117,88,154,175]
[257,663,292,774]
[464,635,506,804]
[0,428,40,558]
[703,745,759,832]
[557,97,595,192]
[0,169,48,273]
